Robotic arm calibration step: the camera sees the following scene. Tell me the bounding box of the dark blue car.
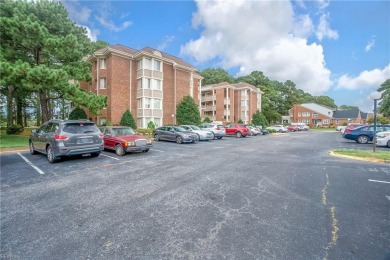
[343,124,390,143]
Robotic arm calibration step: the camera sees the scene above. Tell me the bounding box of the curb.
[0,148,29,154]
[329,151,386,164]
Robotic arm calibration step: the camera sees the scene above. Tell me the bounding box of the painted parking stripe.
[100,153,120,160]
[17,153,45,175]
[368,179,390,184]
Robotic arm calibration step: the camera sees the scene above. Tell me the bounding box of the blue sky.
[62,0,390,112]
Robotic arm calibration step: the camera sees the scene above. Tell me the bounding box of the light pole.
[171,114,175,125]
[369,91,382,152]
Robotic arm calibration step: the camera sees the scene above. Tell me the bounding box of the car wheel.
[176,136,183,144]
[196,134,201,141]
[29,141,37,155]
[217,136,222,139]
[115,144,125,156]
[236,132,242,138]
[357,135,369,144]
[211,132,216,140]
[154,134,160,141]
[144,149,150,152]
[387,140,390,148]
[46,145,58,164]
[90,152,100,157]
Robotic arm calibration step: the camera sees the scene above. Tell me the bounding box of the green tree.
[68,107,87,120]
[200,68,235,85]
[120,109,137,129]
[237,119,243,123]
[378,79,390,117]
[176,96,201,125]
[202,117,212,123]
[339,105,359,110]
[0,0,107,124]
[367,116,389,124]
[251,110,268,128]
[147,121,155,130]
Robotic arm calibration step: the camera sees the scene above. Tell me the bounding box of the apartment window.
[302,112,310,117]
[303,120,310,124]
[100,117,106,125]
[137,60,142,70]
[336,120,339,124]
[153,99,161,109]
[137,98,143,108]
[154,118,161,127]
[241,100,248,106]
[298,112,301,117]
[144,98,151,108]
[323,119,330,124]
[154,60,161,71]
[144,58,152,70]
[313,113,318,118]
[99,58,106,69]
[145,78,151,89]
[153,79,162,90]
[99,78,106,89]
[137,79,142,90]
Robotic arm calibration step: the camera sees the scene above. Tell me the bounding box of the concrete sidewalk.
[0,147,29,154]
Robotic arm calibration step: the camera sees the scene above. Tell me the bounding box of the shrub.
[120,109,137,129]
[69,107,87,120]
[147,121,155,130]
[6,124,24,135]
[202,117,212,123]
[136,128,153,136]
[237,119,243,123]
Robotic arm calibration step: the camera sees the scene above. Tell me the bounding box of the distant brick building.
[201,82,263,124]
[289,103,373,126]
[80,45,202,128]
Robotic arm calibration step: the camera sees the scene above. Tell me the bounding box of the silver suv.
[199,123,226,139]
[29,119,104,163]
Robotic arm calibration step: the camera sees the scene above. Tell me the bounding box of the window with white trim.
[154,60,161,71]
[153,79,162,90]
[145,78,151,89]
[99,78,106,89]
[313,113,318,118]
[99,58,106,69]
[303,119,310,124]
[137,60,142,70]
[144,98,151,108]
[144,58,152,70]
[153,99,161,109]
[302,112,310,117]
[323,119,330,124]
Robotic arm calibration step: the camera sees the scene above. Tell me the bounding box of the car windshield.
[111,127,135,136]
[63,123,99,134]
[173,126,187,132]
[190,125,201,130]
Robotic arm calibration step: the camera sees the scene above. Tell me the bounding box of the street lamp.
[171,114,175,125]
[369,91,382,152]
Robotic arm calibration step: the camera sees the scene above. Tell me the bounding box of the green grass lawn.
[310,127,337,131]
[0,130,29,149]
[333,149,390,161]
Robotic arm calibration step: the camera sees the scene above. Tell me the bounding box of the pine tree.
[68,107,87,120]
[252,110,269,128]
[176,96,201,125]
[120,109,137,129]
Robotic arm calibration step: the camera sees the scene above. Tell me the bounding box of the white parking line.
[17,153,45,175]
[368,179,390,184]
[100,153,120,160]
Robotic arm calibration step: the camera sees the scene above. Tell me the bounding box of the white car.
[267,125,287,133]
[180,125,214,141]
[336,125,347,132]
[376,131,390,148]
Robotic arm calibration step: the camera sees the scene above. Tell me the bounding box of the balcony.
[203,105,216,111]
[202,95,215,102]
[224,99,230,105]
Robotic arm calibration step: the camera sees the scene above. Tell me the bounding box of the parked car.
[376,131,390,148]
[267,125,287,133]
[287,125,299,132]
[248,126,262,136]
[29,119,104,163]
[180,125,214,141]
[225,124,251,137]
[342,123,364,134]
[336,125,347,132]
[99,126,152,156]
[343,124,390,144]
[255,126,269,135]
[291,123,310,131]
[199,123,226,139]
[153,126,198,144]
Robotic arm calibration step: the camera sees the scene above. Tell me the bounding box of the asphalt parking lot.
[1,131,389,259]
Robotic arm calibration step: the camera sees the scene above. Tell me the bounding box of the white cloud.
[95,16,132,32]
[316,13,339,41]
[337,64,390,90]
[181,0,332,95]
[61,1,91,24]
[365,36,376,52]
[157,35,175,51]
[82,26,97,42]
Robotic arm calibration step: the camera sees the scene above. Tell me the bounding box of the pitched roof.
[332,109,360,119]
[301,103,334,117]
[141,47,195,69]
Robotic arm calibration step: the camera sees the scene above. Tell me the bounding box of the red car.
[99,126,152,156]
[287,125,299,132]
[224,124,251,137]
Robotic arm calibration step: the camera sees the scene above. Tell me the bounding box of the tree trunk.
[16,95,23,126]
[7,85,14,127]
[23,105,28,127]
[39,89,51,122]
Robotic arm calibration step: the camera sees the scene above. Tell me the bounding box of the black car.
[153,126,198,144]
[29,119,104,163]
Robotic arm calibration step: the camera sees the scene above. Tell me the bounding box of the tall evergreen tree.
[0,0,107,123]
[378,79,390,117]
[176,96,201,125]
[69,107,87,120]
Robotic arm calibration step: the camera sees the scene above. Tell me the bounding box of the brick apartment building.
[80,44,202,128]
[289,103,373,127]
[201,82,263,124]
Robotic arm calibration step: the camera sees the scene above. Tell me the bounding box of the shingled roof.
[332,109,360,119]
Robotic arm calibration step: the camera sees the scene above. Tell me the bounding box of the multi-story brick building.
[80,44,202,128]
[201,82,263,124]
[289,103,372,127]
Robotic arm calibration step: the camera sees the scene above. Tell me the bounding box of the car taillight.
[98,133,104,139]
[345,129,351,134]
[54,134,69,140]
[216,127,220,130]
